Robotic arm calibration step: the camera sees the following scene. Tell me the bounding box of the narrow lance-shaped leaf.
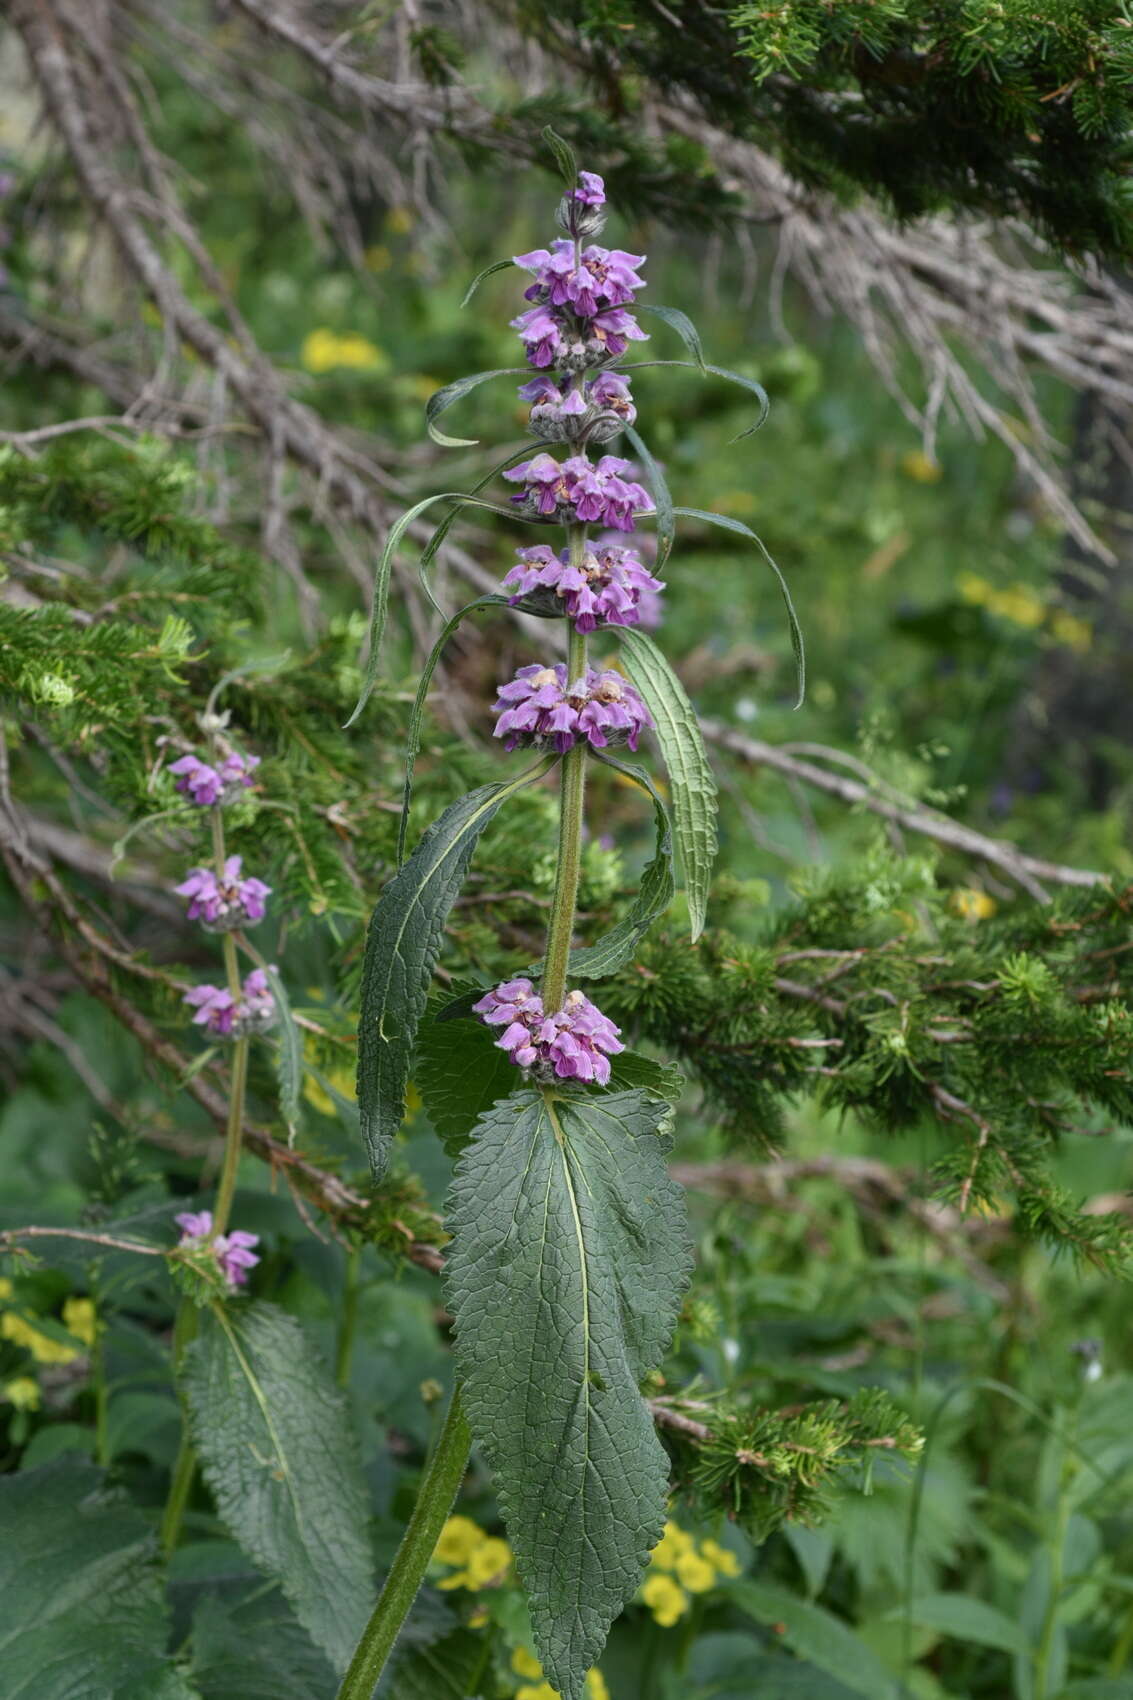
[460,257,516,309]
[636,303,707,372]
[425,366,530,448]
[615,626,718,941]
[625,425,674,568]
[446,1087,693,1700]
[626,358,770,439]
[184,1302,375,1676]
[358,758,556,1180]
[542,123,579,185]
[674,505,805,706]
[398,595,509,867]
[262,964,302,1139]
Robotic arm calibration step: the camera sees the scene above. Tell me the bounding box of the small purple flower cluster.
[504,453,651,532]
[504,540,664,633]
[184,967,276,1039]
[491,664,652,753]
[521,371,636,444]
[175,1209,260,1290]
[170,750,259,807]
[473,979,624,1085]
[176,855,271,931]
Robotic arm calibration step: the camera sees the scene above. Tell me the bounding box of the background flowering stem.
[211,1035,248,1239]
[541,529,590,1014]
[336,1385,471,1700]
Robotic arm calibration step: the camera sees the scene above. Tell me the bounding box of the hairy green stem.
[336,1386,471,1700]
[212,1033,248,1238]
[542,548,589,1014]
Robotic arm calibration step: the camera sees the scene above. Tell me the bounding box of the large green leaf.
[0,1457,199,1700]
[183,1302,375,1676]
[425,367,529,447]
[188,1590,337,1700]
[673,505,805,706]
[358,760,556,1180]
[614,627,718,941]
[446,1087,693,1700]
[729,1580,898,1700]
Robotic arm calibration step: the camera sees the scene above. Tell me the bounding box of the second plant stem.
[542,537,589,1014]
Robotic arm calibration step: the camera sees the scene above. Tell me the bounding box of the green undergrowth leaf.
[388,1626,488,1699]
[183,1302,374,1675]
[425,367,530,447]
[187,1589,337,1700]
[0,1457,198,1700]
[358,760,556,1179]
[673,505,805,705]
[729,1580,898,1700]
[615,627,718,941]
[888,1591,1029,1655]
[445,1086,693,1700]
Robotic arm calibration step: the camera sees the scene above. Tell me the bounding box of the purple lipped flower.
[473,979,624,1085]
[585,306,649,362]
[511,304,570,369]
[504,452,651,530]
[513,241,645,315]
[574,172,605,207]
[175,855,272,931]
[182,967,278,1039]
[490,663,652,754]
[176,1209,261,1290]
[503,540,663,633]
[169,748,259,807]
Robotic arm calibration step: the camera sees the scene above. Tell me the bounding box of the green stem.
[212,1033,248,1238]
[542,555,589,1014]
[160,1300,199,1558]
[335,1244,361,1388]
[336,1386,472,1700]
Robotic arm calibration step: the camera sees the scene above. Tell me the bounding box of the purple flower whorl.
[175,1209,260,1289]
[176,855,271,931]
[503,541,664,633]
[491,663,652,754]
[169,749,259,807]
[503,453,651,532]
[473,978,624,1086]
[183,967,278,1039]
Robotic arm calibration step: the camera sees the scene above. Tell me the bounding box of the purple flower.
[176,1209,261,1289]
[513,240,645,315]
[175,856,272,931]
[586,307,648,361]
[574,172,605,207]
[183,967,278,1039]
[473,979,624,1086]
[512,305,570,369]
[504,453,651,530]
[490,663,652,753]
[503,541,664,633]
[169,749,259,807]
[520,371,636,444]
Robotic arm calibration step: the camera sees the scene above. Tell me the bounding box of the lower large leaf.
[183,1301,375,1675]
[358,759,554,1181]
[0,1457,198,1700]
[445,1087,692,1700]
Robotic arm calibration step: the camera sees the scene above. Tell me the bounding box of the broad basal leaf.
[0,1457,199,1700]
[615,627,718,941]
[446,1087,693,1700]
[358,760,555,1181]
[183,1301,375,1675]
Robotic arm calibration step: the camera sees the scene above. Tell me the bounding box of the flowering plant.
[338,132,804,1700]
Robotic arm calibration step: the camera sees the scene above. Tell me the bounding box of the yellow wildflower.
[700,1538,741,1577]
[649,1520,694,1571]
[63,1297,97,1347]
[0,1278,12,1301]
[1050,610,1091,652]
[957,572,991,605]
[434,1515,484,1566]
[300,328,389,375]
[585,1671,611,1700]
[675,1549,717,1594]
[512,1647,544,1679]
[988,586,1044,629]
[386,204,414,235]
[1,1312,79,1365]
[516,1685,558,1700]
[952,889,997,922]
[3,1376,40,1411]
[901,449,942,483]
[641,1572,689,1627]
[463,1535,512,1587]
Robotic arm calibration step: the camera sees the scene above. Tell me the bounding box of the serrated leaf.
[358,760,556,1180]
[183,1302,375,1675]
[887,1591,1029,1655]
[446,1087,693,1700]
[398,596,509,867]
[636,304,706,372]
[188,1589,337,1700]
[614,627,717,941]
[388,1626,488,1700]
[627,358,770,439]
[673,505,805,706]
[0,1457,200,1700]
[263,965,302,1139]
[460,258,516,309]
[625,425,674,568]
[608,1049,684,1103]
[542,124,579,185]
[729,1580,898,1700]
[425,367,529,448]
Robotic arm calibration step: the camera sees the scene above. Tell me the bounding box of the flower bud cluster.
[504,541,663,633]
[473,979,624,1085]
[175,1209,260,1290]
[491,664,652,754]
